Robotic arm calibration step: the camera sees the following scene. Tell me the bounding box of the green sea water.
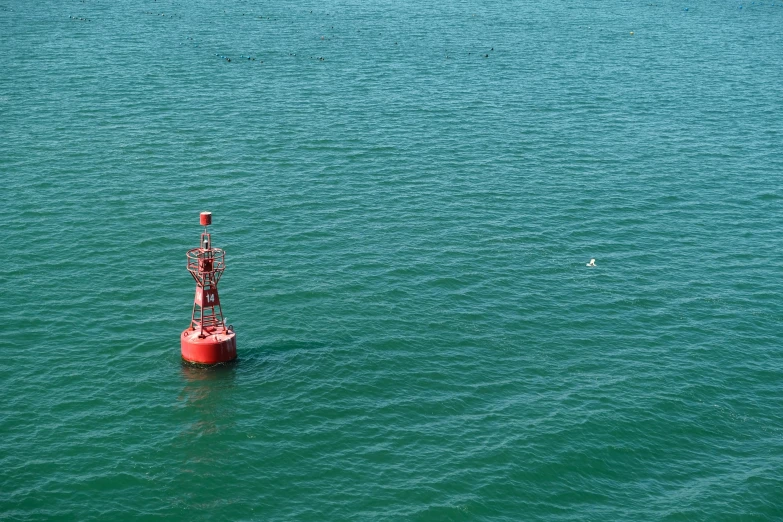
[2,0,783,519]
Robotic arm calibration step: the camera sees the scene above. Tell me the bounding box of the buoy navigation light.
[180,211,237,364]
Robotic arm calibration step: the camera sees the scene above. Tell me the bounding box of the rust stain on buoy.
[181,211,237,364]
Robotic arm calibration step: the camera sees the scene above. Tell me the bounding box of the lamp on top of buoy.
[181,211,237,364]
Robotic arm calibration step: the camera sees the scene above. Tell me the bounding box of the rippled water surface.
[2,0,783,519]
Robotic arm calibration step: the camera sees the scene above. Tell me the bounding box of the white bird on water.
[586,259,596,267]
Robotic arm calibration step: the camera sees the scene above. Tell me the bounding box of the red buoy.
[181,212,237,364]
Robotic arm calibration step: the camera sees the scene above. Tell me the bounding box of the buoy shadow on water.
[181,357,239,369]
[180,358,238,382]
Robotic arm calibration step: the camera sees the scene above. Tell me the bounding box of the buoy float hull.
[181,328,237,364]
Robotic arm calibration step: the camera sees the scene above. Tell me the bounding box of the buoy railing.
[186,248,225,274]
